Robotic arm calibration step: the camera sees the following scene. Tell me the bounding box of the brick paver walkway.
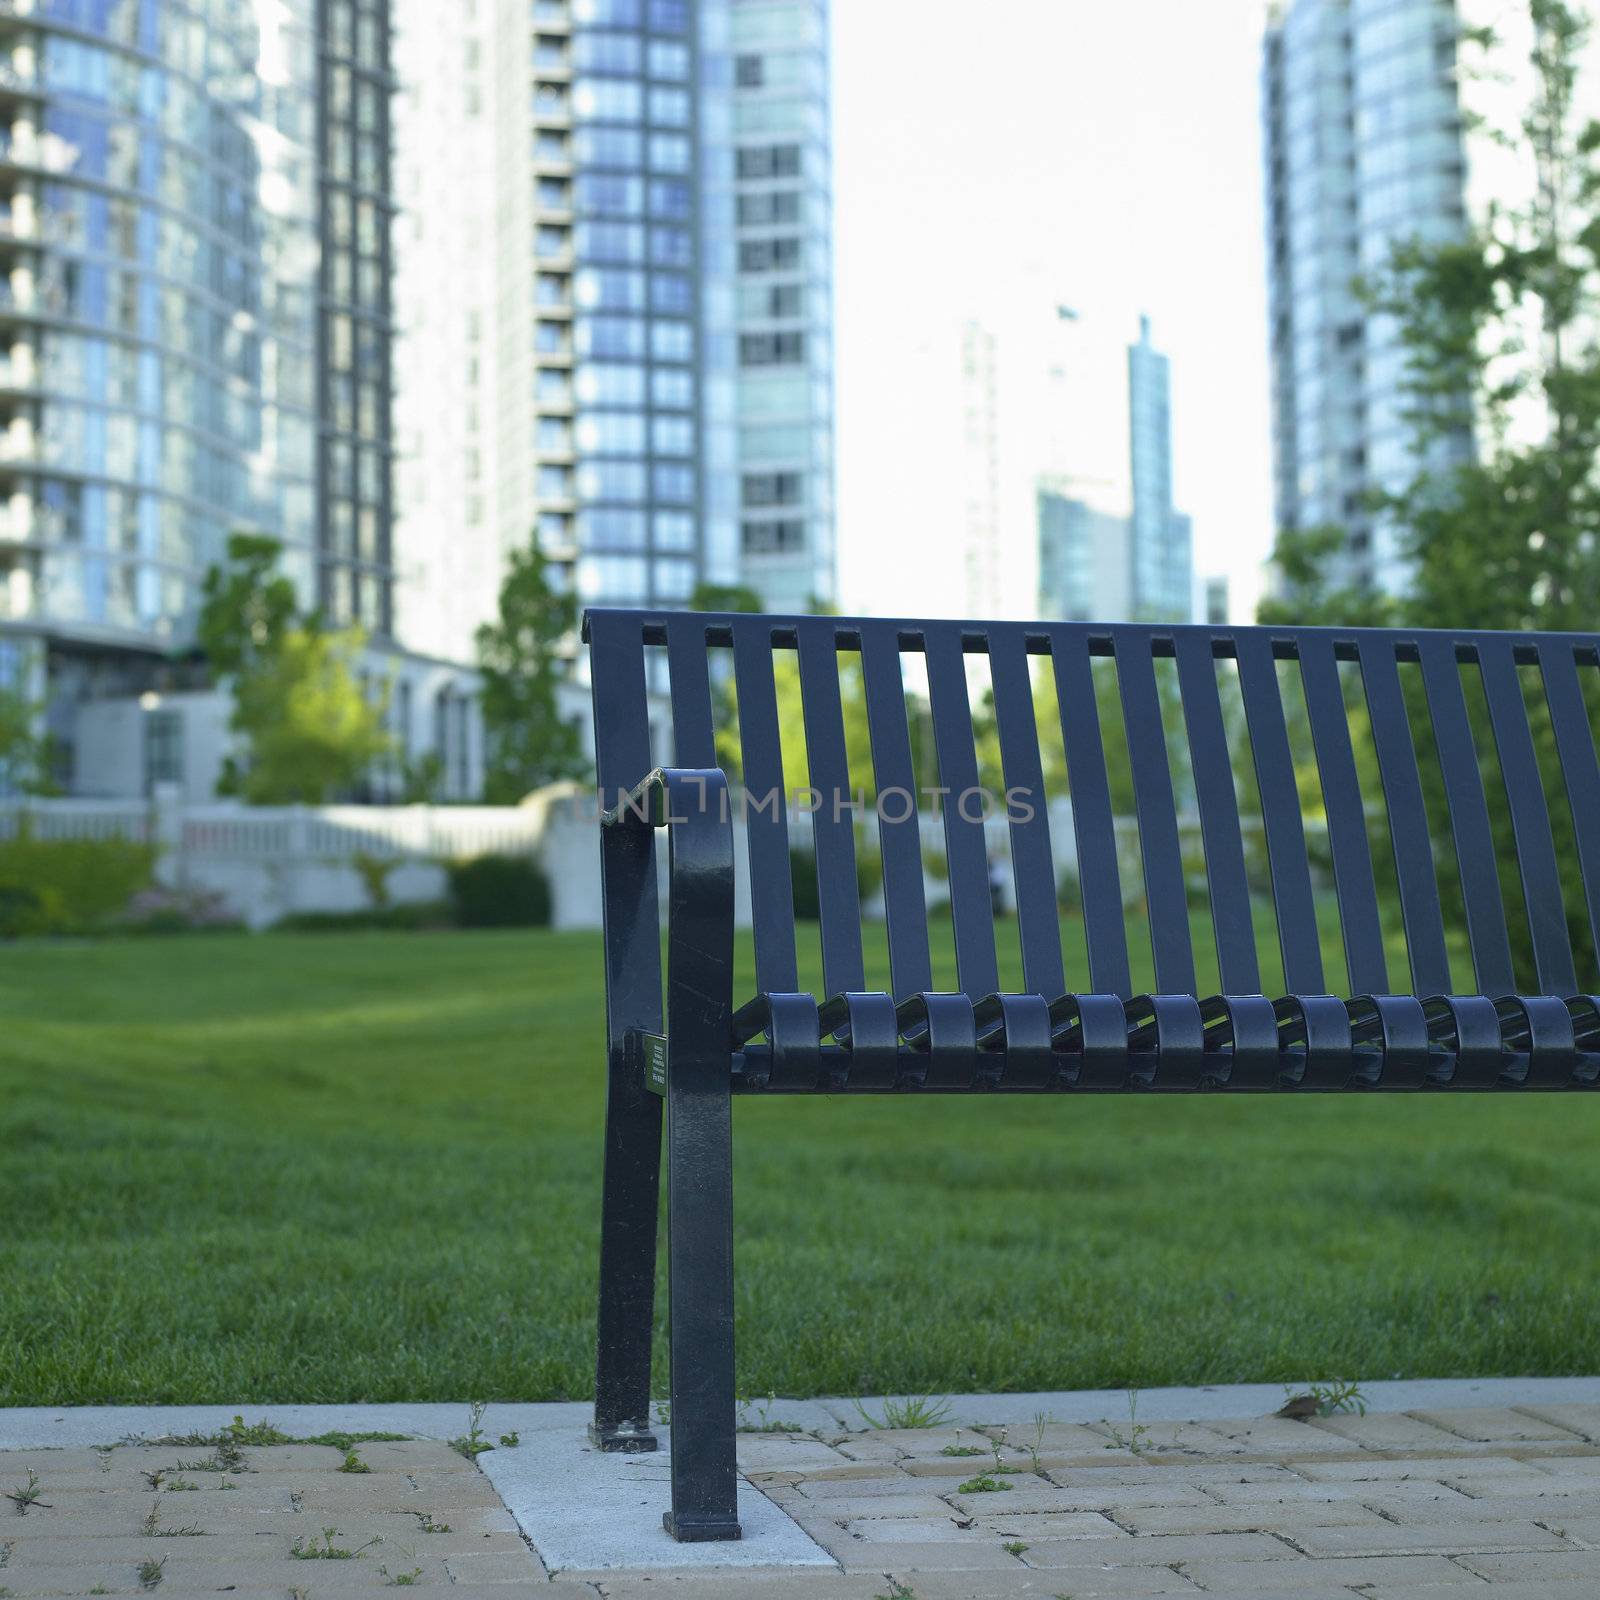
[0,1435,542,1594]
[4,1404,1600,1595]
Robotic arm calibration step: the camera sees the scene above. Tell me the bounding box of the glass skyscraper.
[482,0,832,617]
[0,0,322,677]
[1261,0,1473,592]
[1127,316,1191,622]
[0,0,484,797]
[729,0,832,612]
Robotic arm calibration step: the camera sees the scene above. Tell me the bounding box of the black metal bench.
[583,607,1600,1542]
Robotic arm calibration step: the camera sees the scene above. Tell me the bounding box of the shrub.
[119,886,244,936]
[790,842,883,916]
[789,847,820,920]
[446,854,551,928]
[276,900,452,933]
[0,830,157,936]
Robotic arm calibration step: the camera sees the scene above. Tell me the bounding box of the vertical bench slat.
[1235,633,1325,995]
[859,619,933,1000]
[1298,635,1390,995]
[1113,628,1196,996]
[1479,638,1576,995]
[923,625,1000,999]
[585,609,664,1449]
[665,614,718,767]
[1048,627,1132,998]
[988,630,1066,999]
[731,616,799,996]
[1174,632,1260,995]
[796,617,866,997]
[1416,635,1516,996]
[1359,638,1453,996]
[1539,644,1600,976]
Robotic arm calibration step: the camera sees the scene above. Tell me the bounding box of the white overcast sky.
[830,0,1276,622]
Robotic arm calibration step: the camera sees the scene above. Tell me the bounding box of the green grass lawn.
[1,923,1597,1407]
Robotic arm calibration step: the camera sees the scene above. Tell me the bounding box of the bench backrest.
[585,608,1600,1008]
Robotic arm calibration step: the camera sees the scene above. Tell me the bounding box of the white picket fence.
[0,788,576,930]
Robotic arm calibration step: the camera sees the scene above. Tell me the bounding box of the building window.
[737,191,801,226]
[742,519,806,555]
[738,237,801,273]
[742,470,803,507]
[736,143,801,179]
[739,330,805,365]
[143,707,184,795]
[735,53,764,87]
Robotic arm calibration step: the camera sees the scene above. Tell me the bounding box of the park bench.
[583,607,1600,1541]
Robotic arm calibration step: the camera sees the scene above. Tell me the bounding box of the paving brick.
[1527,1514,1600,1542]
[1456,1546,1600,1582]
[1515,1403,1600,1442]
[880,1570,1203,1596]
[984,1422,1115,1455]
[1291,1453,1541,1481]
[445,1546,551,1582]
[1300,1412,1472,1451]
[1366,1585,1600,1600]
[1531,1452,1600,1476]
[798,1473,925,1499]
[1202,1477,1467,1510]
[1177,1553,1482,1589]
[1408,1406,1588,1444]
[1196,1417,1358,1455]
[988,1481,1217,1513]
[1108,1501,1388,1536]
[738,1437,858,1473]
[1389,1494,1596,1525]
[947,1484,1111,1517]
[1049,1463,1302,1488]
[348,1437,482,1471]
[833,1538,1025,1572]
[1020,1532,1294,1566]
[827,1426,1014,1461]
[902,1457,1042,1478]
[819,1493,964,1521]
[1082,1421,1246,1456]
[1284,1517,1571,1557]
[842,1511,1122,1544]
[589,1575,913,1599]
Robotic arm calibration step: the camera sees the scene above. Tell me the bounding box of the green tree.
[477,542,587,803]
[197,532,298,675]
[690,581,763,614]
[199,533,392,804]
[1263,0,1600,978]
[0,683,56,796]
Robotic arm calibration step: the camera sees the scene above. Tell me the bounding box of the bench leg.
[589,1042,662,1454]
[662,1040,741,1542]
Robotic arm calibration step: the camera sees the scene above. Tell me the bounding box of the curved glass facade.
[0,0,318,649]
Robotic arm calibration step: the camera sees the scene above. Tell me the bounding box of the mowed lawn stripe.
[0,927,1596,1405]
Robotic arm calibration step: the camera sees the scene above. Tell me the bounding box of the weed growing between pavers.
[7,928,1600,1403]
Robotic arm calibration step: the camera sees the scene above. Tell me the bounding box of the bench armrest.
[604,766,736,1047]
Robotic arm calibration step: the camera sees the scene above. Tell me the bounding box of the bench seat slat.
[1358,638,1453,997]
[1417,635,1516,997]
[795,617,867,997]
[1480,639,1579,997]
[859,618,933,1000]
[731,616,800,996]
[1298,636,1390,995]
[1538,646,1600,976]
[1174,632,1260,995]
[1048,628,1132,998]
[987,630,1066,999]
[1113,629,1196,996]
[924,623,1000,999]
[1236,632,1325,994]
